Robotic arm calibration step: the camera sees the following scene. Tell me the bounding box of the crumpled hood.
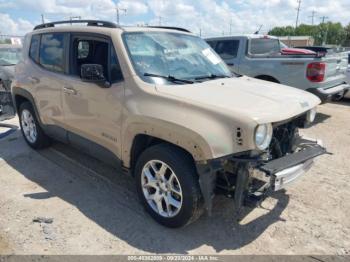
[156,76,321,124]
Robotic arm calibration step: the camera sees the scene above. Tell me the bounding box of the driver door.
[62,34,124,164]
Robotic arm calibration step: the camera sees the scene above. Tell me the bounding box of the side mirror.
[80,64,110,87]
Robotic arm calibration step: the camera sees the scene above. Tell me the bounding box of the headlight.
[255,123,273,150]
[306,107,317,123]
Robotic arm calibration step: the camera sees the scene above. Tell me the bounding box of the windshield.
[123,32,232,84]
[0,48,21,66]
[249,38,281,55]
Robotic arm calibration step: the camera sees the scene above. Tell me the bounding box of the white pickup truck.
[206,35,349,102]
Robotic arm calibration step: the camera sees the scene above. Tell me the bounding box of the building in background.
[279,36,314,47]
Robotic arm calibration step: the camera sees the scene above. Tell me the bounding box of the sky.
[0,0,349,37]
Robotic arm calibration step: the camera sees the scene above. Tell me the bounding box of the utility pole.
[70,16,81,21]
[41,14,45,24]
[229,18,233,35]
[69,16,81,25]
[295,0,301,28]
[309,10,316,25]
[320,15,328,24]
[157,16,163,26]
[320,16,329,45]
[115,6,127,25]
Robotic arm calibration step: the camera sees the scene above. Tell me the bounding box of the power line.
[295,0,302,28]
[309,10,316,25]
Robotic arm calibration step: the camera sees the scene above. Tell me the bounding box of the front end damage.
[196,117,327,217]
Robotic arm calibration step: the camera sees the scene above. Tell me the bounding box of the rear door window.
[214,40,239,59]
[206,41,217,49]
[29,34,40,63]
[39,33,65,73]
[249,38,280,55]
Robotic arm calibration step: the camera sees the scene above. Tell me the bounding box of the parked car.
[206,35,349,102]
[0,44,21,122]
[344,52,350,99]
[12,20,326,227]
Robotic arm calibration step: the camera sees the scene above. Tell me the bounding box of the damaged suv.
[0,44,21,121]
[12,20,326,228]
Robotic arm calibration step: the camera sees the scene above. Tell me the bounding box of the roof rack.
[33,20,119,30]
[145,26,191,33]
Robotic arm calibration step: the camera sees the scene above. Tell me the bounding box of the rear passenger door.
[28,33,68,141]
[62,33,124,164]
[211,39,241,74]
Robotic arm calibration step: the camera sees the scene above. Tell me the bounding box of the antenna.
[254,25,263,34]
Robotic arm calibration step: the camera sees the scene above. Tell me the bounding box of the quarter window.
[214,40,239,59]
[39,33,65,73]
[29,34,40,63]
[110,46,123,82]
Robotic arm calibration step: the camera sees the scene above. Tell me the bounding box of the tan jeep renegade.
[12,20,326,228]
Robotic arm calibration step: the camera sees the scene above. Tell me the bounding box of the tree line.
[268,22,350,46]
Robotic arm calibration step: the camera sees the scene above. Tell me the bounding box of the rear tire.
[19,102,51,149]
[134,144,204,228]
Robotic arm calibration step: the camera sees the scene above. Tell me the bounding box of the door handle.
[227,63,234,66]
[63,86,77,95]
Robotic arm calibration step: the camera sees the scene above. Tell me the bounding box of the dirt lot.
[0,101,350,255]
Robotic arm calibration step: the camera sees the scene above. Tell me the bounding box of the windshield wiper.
[194,74,230,81]
[144,73,194,84]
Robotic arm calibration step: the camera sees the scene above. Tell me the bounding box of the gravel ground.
[0,101,350,255]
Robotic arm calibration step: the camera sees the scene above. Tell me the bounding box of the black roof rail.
[145,26,191,33]
[33,20,119,30]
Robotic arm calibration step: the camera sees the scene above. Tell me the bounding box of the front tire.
[19,102,50,149]
[135,144,204,228]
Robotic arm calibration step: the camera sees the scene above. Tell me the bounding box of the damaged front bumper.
[259,138,325,191]
[196,137,326,215]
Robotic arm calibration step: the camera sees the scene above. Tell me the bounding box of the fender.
[11,86,42,123]
[121,116,214,169]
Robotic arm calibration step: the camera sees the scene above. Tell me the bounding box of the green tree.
[268,22,349,46]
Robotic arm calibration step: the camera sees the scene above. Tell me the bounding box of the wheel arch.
[129,134,198,175]
[12,87,42,125]
[122,120,213,171]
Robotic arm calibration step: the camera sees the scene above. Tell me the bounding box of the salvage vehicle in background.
[206,35,349,102]
[344,52,350,99]
[0,44,21,122]
[12,20,326,228]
